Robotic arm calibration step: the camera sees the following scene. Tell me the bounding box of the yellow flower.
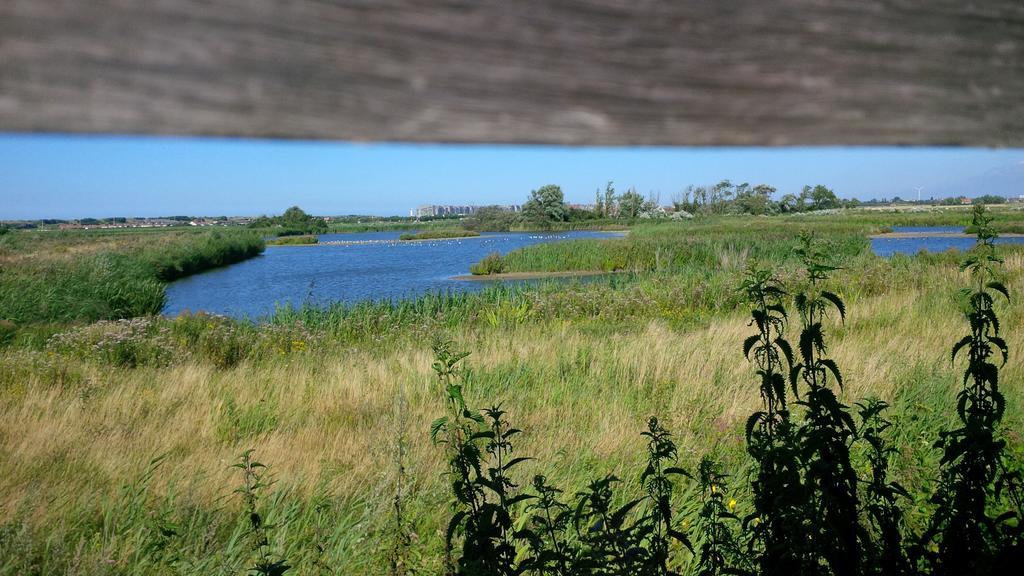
[727,498,737,512]
[751,517,761,527]
[710,484,717,494]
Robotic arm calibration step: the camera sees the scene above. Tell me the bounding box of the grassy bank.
[0,229,264,323]
[473,218,869,275]
[472,209,1024,276]
[2,211,1024,573]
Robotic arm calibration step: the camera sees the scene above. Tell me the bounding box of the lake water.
[870,226,1024,257]
[164,230,620,319]
[165,226,1024,318]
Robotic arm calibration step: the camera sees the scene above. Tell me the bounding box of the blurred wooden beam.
[1,1,1022,145]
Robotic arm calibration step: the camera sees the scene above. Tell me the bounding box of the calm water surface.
[870,226,1024,257]
[165,230,619,318]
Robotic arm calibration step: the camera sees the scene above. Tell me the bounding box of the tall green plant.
[232,449,290,576]
[573,474,649,575]
[739,267,812,574]
[857,399,912,576]
[640,417,692,575]
[429,340,531,576]
[791,233,860,576]
[692,457,747,576]
[924,205,1020,574]
[518,475,573,575]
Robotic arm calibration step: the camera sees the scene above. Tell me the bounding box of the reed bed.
[0,229,263,323]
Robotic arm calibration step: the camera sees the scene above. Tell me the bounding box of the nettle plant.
[233,449,290,576]
[739,267,814,575]
[429,340,697,576]
[923,205,1023,574]
[790,233,862,576]
[429,339,528,576]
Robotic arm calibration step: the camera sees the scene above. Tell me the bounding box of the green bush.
[469,252,505,275]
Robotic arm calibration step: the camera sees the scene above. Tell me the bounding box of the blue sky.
[1,134,1022,219]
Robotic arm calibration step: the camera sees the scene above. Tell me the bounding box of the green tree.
[804,185,839,211]
[973,195,1007,205]
[618,188,645,218]
[604,181,617,218]
[522,185,567,224]
[250,206,327,234]
[735,183,777,215]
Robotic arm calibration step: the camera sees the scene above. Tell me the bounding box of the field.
[1,209,1023,574]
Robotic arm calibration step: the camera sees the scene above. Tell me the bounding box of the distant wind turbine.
[914,186,924,203]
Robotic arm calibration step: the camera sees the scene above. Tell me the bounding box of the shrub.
[47,317,173,367]
[469,252,504,275]
[176,314,252,368]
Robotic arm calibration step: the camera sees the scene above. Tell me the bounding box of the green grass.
[476,218,869,275]
[479,209,1024,276]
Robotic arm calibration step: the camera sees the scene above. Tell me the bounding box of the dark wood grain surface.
[1,1,1022,145]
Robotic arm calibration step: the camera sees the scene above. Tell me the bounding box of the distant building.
[959,196,972,205]
[411,204,521,217]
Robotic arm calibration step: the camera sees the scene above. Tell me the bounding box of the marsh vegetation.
[0,228,263,323]
[0,207,1023,574]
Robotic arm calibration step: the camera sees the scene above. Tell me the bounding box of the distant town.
[2,193,1022,230]
[410,204,522,217]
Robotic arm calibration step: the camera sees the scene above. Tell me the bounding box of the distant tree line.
[465,181,860,230]
[938,194,1008,206]
[671,181,855,216]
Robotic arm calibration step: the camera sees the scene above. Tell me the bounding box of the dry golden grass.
[2,273,1020,532]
